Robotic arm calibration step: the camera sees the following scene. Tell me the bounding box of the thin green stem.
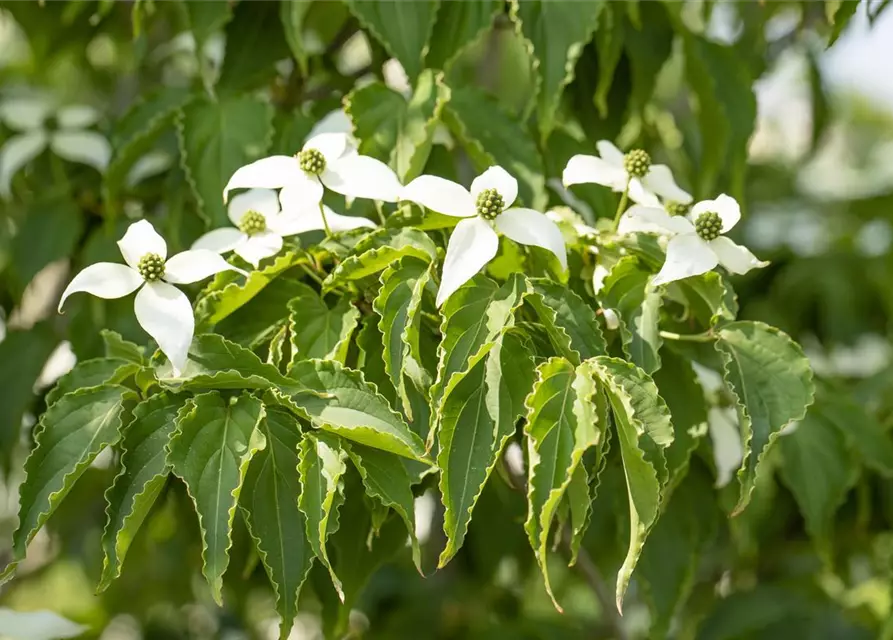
[318,199,332,237]
[659,330,715,343]
[611,182,630,231]
[374,201,387,226]
[299,263,324,287]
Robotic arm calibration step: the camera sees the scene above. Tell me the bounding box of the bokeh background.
[2,1,893,639]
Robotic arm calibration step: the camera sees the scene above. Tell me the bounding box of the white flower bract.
[618,194,768,285]
[401,165,568,306]
[58,220,246,375]
[562,140,692,207]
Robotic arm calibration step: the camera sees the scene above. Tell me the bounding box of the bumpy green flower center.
[665,201,691,217]
[623,149,651,179]
[238,210,267,235]
[695,211,722,241]
[476,188,504,220]
[297,148,326,175]
[137,253,165,281]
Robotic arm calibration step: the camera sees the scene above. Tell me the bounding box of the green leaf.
[0,324,57,456]
[674,271,738,328]
[588,356,674,609]
[523,357,606,608]
[816,390,893,477]
[344,441,421,570]
[443,86,547,209]
[280,0,313,75]
[355,316,398,406]
[512,0,605,140]
[323,228,437,291]
[684,34,756,197]
[241,406,312,640]
[46,357,140,407]
[167,392,266,603]
[217,0,290,93]
[828,0,860,44]
[438,331,535,566]
[215,277,309,349]
[101,330,145,364]
[425,0,500,70]
[177,94,274,227]
[2,385,135,582]
[714,321,815,514]
[181,0,232,56]
[9,199,84,296]
[593,4,624,117]
[526,278,606,364]
[373,256,433,419]
[345,0,440,81]
[600,256,663,374]
[287,284,360,364]
[778,413,859,550]
[99,393,184,592]
[298,432,348,599]
[283,359,428,462]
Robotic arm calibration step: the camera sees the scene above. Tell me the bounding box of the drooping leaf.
[280,0,313,75]
[298,432,348,599]
[101,329,145,364]
[241,406,312,640]
[587,356,674,609]
[345,0,441,81]
[288,283,360,364]
[217,0,290,93]
[177,94,274,227]
[167,392,266,603]
[817,390,893,477]
[214,277,309,349]
[524,357,605,608]
[526,278,606,364]
[438,331,535,566]
[99,392,185,591]
[2,385,135,582]
[513,0,605,140]
[425,0,501,70]
[674,271,738,328]
[323,228,437,290]
[181,0,232,58]
[714,321,815,514]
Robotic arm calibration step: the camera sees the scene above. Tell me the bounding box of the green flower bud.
[694,211,722,241]
[238,210,267,235]
[297,148,326,175]
[623,149,651,179]
[137,253,165,282]
[665,201,691,217]
[475,188,504,220]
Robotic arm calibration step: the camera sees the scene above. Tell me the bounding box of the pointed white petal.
[652,233,718,286]
[436,217,499,306]
[192,227,246,254]
[642,164,692,204]
[227,187,281,225]
[278,173,324,213]
[400,174,475,217]
[58,263,143,311]
[618,205,695,236]
[164,249,247,284]
[134,282,193,376]
[627,177,662,206]
[321,154,402,202]
[470,166,518,208]
[562,154,627,190]
[56,104,101,129]
[304,132,348,163]
[0,96,53,130]
[0,130,48,198]
[709,236,768,275]
[308,109,355,140]
[232,232,284,268]
[495,207,567,270]
[596,140,625,166]
[223,155,300,203]
[118,219,167,268]
[50,130,111,171]
[692,193,741,232]
[268,206,375,236]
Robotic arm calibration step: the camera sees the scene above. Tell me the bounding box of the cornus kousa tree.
[2,2,886,639]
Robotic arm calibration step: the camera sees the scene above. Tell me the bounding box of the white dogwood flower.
[222,132,401,211]
[58,220,246,375]
[562,140,692,207]
[401,166,567,306]
[618,194,768,285]
[192,189,375,267]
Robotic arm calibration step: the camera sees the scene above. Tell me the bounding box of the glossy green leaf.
[526,278,606,364]
[177,94,274,227]
[438,331,535,566]
[241,406,312,640]
[168,392,266,603]
[46,357,140,407]
[2,385,135,582]
[99,392,184,592]
[715,321,815,514]
[101,330,145,365]
[214,277,308,349]
[425,0,501,70]
[323,228,437,290]
[288,283,360,364]
[345,0,440,81]
[674,271,738,328]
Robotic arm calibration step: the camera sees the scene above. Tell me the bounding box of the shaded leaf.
[288,284,360,364]
[526,278,606,364]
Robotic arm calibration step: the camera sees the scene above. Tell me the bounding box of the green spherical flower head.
[137,253,165,282]
[666,201,691,217]
[694,211,722,241]
[238,210,267,236]
[298,148,326,175]
[623,149,651,179]
[476,188,504,220]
